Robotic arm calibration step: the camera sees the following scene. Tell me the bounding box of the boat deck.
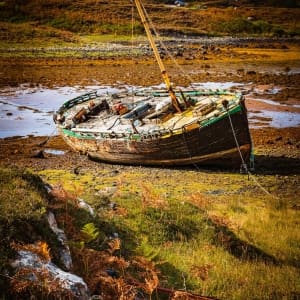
[56,89,243,138]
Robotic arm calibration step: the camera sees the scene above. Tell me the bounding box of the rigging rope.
[130,2,135,103]
[140,1,196,89]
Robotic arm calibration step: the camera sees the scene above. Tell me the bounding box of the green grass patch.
[80,33,148,44]
[217,18,288,36]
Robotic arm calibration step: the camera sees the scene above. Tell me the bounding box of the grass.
[0,167,62,297]
[215,18,284,36]
[81,33,149,43]
[38,166,300,299]
[0,167,47,222]
[0,21,148,58]
[0,164,299,298]
[0,1,299,52]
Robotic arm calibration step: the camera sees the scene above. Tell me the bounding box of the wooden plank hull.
[58,101,252,168]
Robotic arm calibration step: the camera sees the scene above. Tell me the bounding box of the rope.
[140,1,196,89]
[130,2,136,104]
[226,106,248,171]
[37,128,57,147]
[225,107,275,198]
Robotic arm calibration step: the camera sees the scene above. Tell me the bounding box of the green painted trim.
[62,128,96,140]
[152,90,237,97]
[201,105,242,127]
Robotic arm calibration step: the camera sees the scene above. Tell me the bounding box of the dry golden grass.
[0,0,299,40]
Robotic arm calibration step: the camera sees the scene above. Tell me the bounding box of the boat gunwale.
[58,103,244,141]
[57,89,242,113]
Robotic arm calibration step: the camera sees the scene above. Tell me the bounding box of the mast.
[133,0,182,113]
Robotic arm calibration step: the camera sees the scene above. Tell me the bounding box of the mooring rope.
[226,107,248,172]
[38,127,57,147]
[225,107,275,197]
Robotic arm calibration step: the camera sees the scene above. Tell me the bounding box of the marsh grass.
[39,167,300,299]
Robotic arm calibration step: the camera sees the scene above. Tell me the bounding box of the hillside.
[0,0,299,46]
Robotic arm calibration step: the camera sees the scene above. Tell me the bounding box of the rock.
[78,198,95,216]
[31,150,46,158]
[74,165,81,175]
[247,70,256,76]
[109,202,117,210]
[96,186,117,198]
[206,189,224,195]
[284,66,291,72]
[12,250,89,300]
[47,212,72,270]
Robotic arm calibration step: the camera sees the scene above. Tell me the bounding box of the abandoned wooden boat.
[54,0,252,168]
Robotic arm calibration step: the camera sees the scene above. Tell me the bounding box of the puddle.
[44,149,66,155]
[0,85,122,138]
[191,82,244,90]
[248,111,300,128]
[252,86,281,95]
[0,82,299,138]
[245,94,300,128]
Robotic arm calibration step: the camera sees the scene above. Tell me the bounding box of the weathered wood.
[57,97,252,167]
[54,0,252,168]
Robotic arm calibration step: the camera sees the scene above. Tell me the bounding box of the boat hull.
[58,101,252,168]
